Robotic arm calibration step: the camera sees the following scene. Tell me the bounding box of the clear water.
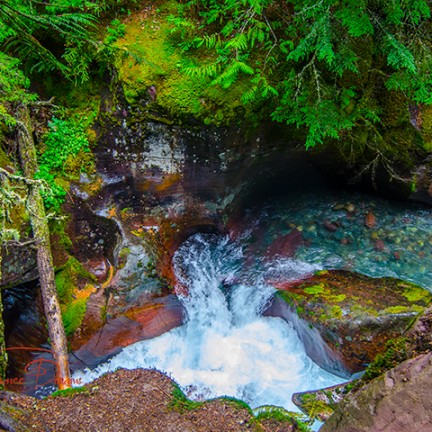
[74,190,432,420]
[250,191,432,290]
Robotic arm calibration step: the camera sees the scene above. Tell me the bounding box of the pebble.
[323,220,338,232]
[365,211,377,228]
[345,203,356,213]
[374,239,385,251]
[262,192,432,289]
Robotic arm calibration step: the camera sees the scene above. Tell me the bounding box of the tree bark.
[16,105,71,390]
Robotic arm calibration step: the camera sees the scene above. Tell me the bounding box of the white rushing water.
[74,234,344,412]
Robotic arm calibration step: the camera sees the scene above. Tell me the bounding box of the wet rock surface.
[0,245,37,289]
[266,270,432,375]
[71,295,184,370]
[2,282,48,393]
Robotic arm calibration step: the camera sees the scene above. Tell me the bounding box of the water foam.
[74,234,343,411]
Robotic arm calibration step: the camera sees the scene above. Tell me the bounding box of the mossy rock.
[111,2,261,126]
[420,104,432,151]
[274,270,431,374]
[55,257,96,337]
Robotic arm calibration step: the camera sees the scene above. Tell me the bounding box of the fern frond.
[182,62,220,78]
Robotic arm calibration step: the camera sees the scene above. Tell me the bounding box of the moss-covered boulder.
[266,270,431,375]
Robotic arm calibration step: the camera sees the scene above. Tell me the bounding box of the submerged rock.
[320,352,432,432]
[266,270,431,376]
[265,229,304,258]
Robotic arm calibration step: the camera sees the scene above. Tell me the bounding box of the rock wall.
[320,352,432,432]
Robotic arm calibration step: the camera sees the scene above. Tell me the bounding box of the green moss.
[383,305,409,314]
[113,3,259,125]
[55,257,95,336]
[383,305,423,314]
[400,284,431,303]
[50,386,88,398]
[50,218,73,251]
[62,298,88,336]
[343,379,358,393]
[420,104,432,151]
[329,305,343,319]
[219,396,252,413]
[118,246,131,269]
[55,257,93,303]
[0,145,11,167]
[301,394,334,420]
[169,383,202,413]
[276,290,306,308]
[351,304,379,317]
[303,284,325,295]
[328,294,346,303]
[252,406,310,430]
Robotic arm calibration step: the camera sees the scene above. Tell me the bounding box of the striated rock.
[320,352,432,432]
[265,270,432,376]
[71,295,184,370]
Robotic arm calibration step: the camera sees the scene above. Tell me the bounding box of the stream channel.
[74,190,432,424]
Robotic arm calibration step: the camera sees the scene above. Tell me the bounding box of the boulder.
[320,352,432,432]
[265,270,431,376]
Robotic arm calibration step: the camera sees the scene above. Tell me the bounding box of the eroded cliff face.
[69,83,325,286]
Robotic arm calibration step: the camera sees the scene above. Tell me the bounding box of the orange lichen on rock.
[155,173,182,192]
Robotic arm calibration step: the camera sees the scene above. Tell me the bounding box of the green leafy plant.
[104,19,127,45]
[169,0,432,150]
[0,0,97,79]
[35,117,91,210]
[362,338,407,383]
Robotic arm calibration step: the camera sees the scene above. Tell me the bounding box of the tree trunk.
[16,105,71,390]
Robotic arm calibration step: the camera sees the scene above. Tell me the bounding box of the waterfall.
[74,233,343,411]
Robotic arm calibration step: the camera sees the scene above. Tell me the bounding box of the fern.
[174,0,431,149]
[183,62,220,78]
[226,33,248,51]
[0,0,96,80]
[211,60,254,88]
